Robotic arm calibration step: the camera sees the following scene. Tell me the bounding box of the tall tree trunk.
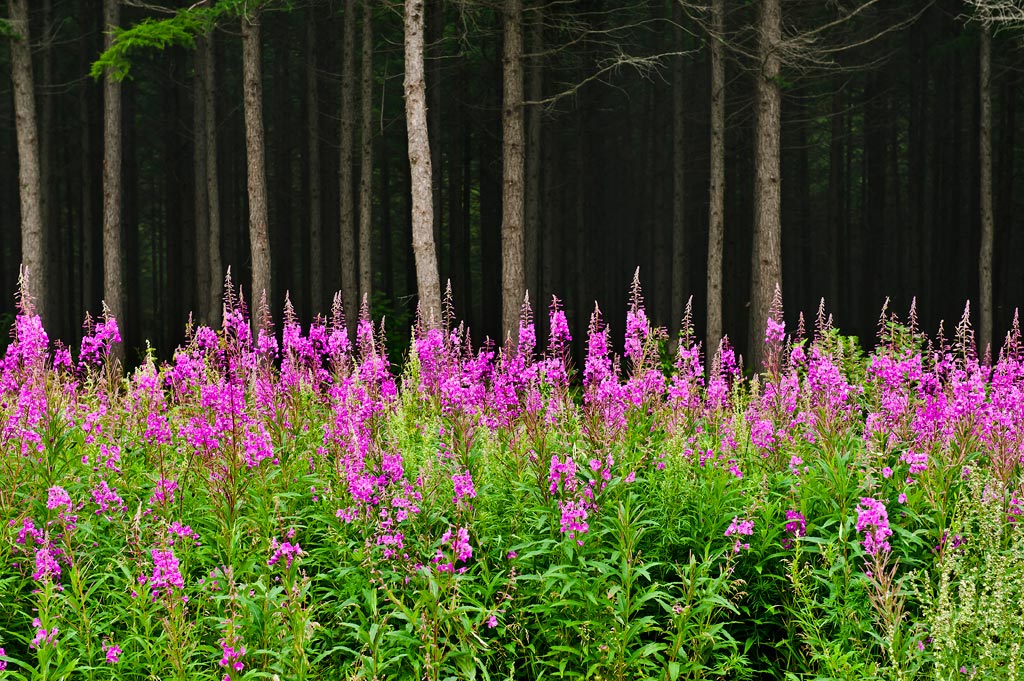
[123,82,139,352]
[203,14,222,321]
[404,0,442,326]
[193,36,211,325]
[271,23,293,312]
[340,0,358,326]
[706,0,725,366]
[671,0,686,331]
[381,148,395,302]
[524,3,543,312]
[80,21,96,318]
[102,0,123,334]
[748,0,782,372]
[242,12,272,308]
[427,0,444,285]
[979,22,993,355]
[358,0,374,302]
[448,53,468,316]
[828,85,846,312]
[996,72,1016,326]
[480,56,502,341]
[863,72,886,327]
[541,119,559,311]
[501,0,526,340]
[41,0,60,334]
[9,0,46,321]
[306,8,323,316]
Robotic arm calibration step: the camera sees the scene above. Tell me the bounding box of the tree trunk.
[101,0,123,333]
[827,85,846,312]
[202,17,222,322]
[448,53,468,316]
[524,2,543,314]
[541,119,559,310]
[404,0,442,326]
[193,35,211,325]
[381,148,395,302]
[748,0,782,372]
[123,82,139,351]
[9,0,46,321]
[242,12,272,308]
[501,0,526,341]
[80,24,97,318]
[979,22,993,355]
[306,8,323,316]
[271,23,293,313]
[428,0,444,286]
[358,0,374,302]
[706,0,725,365]
[41,0,60,334]
[671,0,686,331]
[340,0,358,326]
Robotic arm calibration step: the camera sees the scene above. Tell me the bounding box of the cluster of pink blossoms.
[268,539,303,569]
[29,619,58,650]
[725,517,754,553]
[219,640,246,679]
[146,549,185,599]
[856,497,893,556]
[433,526,472,573]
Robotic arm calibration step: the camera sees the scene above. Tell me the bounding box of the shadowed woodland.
[2,0,1024,367]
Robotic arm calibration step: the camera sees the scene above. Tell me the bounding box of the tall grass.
[1,276,1023,680]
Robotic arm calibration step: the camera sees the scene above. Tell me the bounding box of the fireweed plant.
[1,272,1024,679]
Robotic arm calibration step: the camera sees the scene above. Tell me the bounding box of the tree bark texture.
[8,0,46,320]
[671,0,686,331]
[404,0,442,327]
[193,35,211,325]
[242,12,272,308]
[979,22,993,355]
[358,0,374,303]
[501,0,526,341]
[102,0,123,330]
[748,0,783,373]
[340,0,358,325]
[524,3,543,313]
[306,10,323,316]
[41,0,60,335]
[79,15,96,318]
[202,12,222,323]
[706,0,725,367]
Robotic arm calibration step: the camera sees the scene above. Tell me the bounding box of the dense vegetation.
[2,275,1023,679]
[3,0,1024,365]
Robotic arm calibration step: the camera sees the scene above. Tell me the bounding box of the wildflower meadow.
[2,272,1024,680]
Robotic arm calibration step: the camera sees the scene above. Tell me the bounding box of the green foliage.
[90,6,220,81]
[913,473,1024,680]
[0,18,17,41]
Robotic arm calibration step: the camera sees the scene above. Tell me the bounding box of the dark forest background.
[2,0,1023,366]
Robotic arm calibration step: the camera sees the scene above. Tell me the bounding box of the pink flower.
[46,486,72,513]
[433,526,473,573]
[856,497,892,556]
[452,469,477,507]
[725,517,754,536]
[268,539,303,568]
[219,641,246,673]
[149,549,184,597]
[103,641,121,664]
[725,517,754,552]
[29,619,58,650]
[487,615,498,628]
[32,546,61,582]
